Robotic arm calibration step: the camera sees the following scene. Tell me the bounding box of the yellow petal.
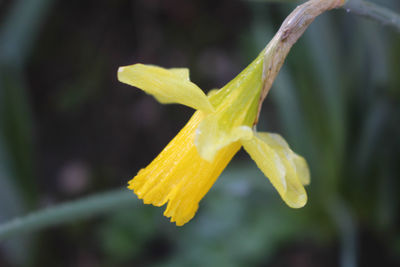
[195,125,253,162]
[262,133,310,185]
[241,132,308,208]
[169,68,190,81]
[195,51,265,161]
[118,64,214,112]
[128,111,240,226]
[292,153,310,185]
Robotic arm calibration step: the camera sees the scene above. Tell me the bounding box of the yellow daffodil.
[118,49,309,226]
[115,0,349,227]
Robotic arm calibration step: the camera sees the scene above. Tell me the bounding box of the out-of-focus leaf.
[0,0,54,66]
[97,207,158,264]
[304,13,345,159]
[0,135,30,265]
[0,0,54,264]
[0,68,37,202]
[355,100,389,174]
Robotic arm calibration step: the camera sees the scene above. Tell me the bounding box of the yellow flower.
[118,50,310,226]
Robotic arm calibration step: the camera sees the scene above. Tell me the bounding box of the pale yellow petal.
[195,125,253,161]
[262,133,310,185]
[242,132,308,208]
[241,134,287,199]
[169,68,190,81]
[292,154,310,185]
[128,111,240,226]
[118,64,214,112]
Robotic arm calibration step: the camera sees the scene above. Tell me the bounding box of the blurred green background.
[1,0,400,266]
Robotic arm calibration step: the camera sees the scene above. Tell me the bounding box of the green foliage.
[98,207,158,264]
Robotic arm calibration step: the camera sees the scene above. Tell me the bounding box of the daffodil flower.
[118,49,309,226]
[115,0,347,227]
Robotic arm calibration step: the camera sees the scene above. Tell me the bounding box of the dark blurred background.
[0,0,400,266]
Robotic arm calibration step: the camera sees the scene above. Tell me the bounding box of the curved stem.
[0,189,135,240]
[256,0,345,122]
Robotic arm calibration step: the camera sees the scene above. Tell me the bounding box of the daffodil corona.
[118,0,344,226]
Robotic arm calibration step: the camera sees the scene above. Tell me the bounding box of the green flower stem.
[344,0,400,32]
[0,189,136,240]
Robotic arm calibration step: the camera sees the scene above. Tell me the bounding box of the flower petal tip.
[285,192,308,209]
